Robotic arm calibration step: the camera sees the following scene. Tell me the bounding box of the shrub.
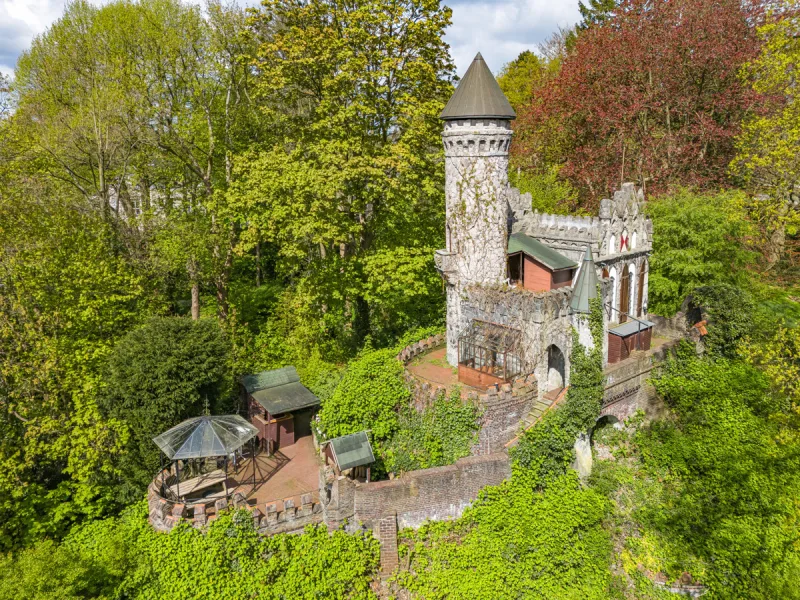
[98,317,231,501]
[383,389,481,474]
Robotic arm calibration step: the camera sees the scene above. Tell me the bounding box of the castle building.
[434,53,654,397]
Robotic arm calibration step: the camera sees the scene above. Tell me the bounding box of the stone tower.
[436,53,517,366]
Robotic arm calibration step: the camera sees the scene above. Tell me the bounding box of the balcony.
[434,249,457,284]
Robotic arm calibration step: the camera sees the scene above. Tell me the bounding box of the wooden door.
[620,267,630,323]
[636,264,645,317]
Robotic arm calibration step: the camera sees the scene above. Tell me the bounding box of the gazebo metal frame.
[152,415,259,504]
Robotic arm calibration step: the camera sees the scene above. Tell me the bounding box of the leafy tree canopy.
[515,0,765,205]
[647,189,757,316]
[98,317,232,501]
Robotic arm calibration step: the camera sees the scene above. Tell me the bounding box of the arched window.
[631,231,638,249]
[609,234,616,255]
[621,229,629,252]
[627,263,637,317]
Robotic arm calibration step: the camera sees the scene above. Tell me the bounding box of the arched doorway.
[546,345,566,392]
[591,414,622,447]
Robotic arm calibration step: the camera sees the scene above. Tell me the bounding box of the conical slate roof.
[440,52,516,121]
[153,415,258,460]
[570,247,600,314]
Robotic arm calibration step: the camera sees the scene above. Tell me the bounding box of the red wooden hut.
[241,367,320,453]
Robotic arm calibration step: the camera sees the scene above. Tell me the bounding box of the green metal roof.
[508,233,577,271]
[243,366,319,415]
[241,366,300,394]
[570,247,599,314]
[251,381,319,415]
[328,431,375,471]
[609,319,654,337]
[440,52,516,121]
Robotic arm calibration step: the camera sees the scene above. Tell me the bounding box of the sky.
[0,0,582,77]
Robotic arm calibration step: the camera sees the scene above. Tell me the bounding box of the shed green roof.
[570,247,599,313]
[328,431,375,471]
[243,366,319,415]
[609,319,654,337]
[241,366,299,394]
[440,52,516,121]
[508,233,577,271]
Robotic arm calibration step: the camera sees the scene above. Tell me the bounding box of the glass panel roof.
[152,415,258,460]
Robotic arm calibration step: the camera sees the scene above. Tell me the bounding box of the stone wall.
[459,284,574,398]
[472,377,537,455]
[147,465,323,535]
[601,340,680,422]
[351,453,511,530]
[397,333,537,453]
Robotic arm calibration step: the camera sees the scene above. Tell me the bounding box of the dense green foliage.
[391,300,610,596]
[98,318,232,500]
[318,347,409,441]
[0,197,146,550]
[1,0,799,596]
[590,347,800,599]
[647,190,757,316]
[0,505,379,600]
[689,285,756,358]
[396,472,612,599]
[383,390,481,474]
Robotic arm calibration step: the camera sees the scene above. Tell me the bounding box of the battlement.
[514,210,602,242]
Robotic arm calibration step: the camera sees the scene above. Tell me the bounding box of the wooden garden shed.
[241,367,320,453]
[506,233,577,293]
[607,319,654,364]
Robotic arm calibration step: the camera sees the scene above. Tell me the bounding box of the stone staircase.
[520,387,569,430]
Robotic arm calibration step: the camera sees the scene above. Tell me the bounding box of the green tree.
[732,4,800,267]
[98,317,231,500]
[14,0,141,219]
[318,347,409,442]
[230,0,455,351]
[642,351,800,599]
[0,192,144,550]
[647,189,757,316]
[690,284,756,358]
[497,50,555,111]
[577,0,620,29]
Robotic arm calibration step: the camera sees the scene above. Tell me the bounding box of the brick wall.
[472,377,537,455]
[602,340,679,422]
[353,453,511,530]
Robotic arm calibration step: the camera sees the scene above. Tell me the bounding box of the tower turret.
[437,52,516,366]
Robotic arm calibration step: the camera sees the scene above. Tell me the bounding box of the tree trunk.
[188,258,200,320]
[191,282,200,320]
[765,197,789,270]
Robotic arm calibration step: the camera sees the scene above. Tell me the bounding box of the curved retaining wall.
[147,467,323,534]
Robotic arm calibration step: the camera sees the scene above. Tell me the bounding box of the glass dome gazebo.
[152,415,258,502]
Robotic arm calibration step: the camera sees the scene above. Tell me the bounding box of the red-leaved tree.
[514,0,767,206]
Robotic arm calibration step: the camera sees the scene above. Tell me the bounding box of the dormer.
[507,233,577,293]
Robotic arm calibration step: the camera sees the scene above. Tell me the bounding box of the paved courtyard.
[227,434,321,513]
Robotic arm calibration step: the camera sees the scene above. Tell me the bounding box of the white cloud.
[0,0,581,78]
[0,0,66,74]
[445,0,581,75]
